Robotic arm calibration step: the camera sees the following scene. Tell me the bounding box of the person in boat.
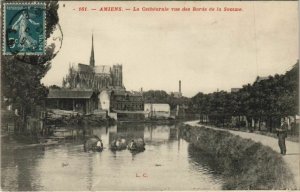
[116,139,121,147]
[96,139,103,149]
[84,136,103,152]
[112,140,117,148]
[129,139,137,150]
[277,119,288,155]
[91,139,102,152]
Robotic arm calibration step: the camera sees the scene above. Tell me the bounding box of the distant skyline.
[42,1,298,97]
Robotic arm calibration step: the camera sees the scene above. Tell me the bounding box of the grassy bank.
[180,124,296,190]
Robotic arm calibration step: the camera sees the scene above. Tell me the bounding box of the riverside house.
[46,89,99,114]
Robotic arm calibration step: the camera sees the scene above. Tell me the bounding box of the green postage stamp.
[3,2,46,55]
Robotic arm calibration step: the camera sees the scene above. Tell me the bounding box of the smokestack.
[179,80,181,94]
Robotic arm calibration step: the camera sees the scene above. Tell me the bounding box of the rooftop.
[77,63,93,73]
[94,65,110,74]
[47,89,96,99]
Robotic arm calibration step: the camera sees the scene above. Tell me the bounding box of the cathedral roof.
[94,65,110,74]
[78,63,93,73]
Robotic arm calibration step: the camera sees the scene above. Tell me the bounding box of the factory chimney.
[179,80,182,95]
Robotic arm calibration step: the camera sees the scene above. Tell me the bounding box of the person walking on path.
[276,119,288,155]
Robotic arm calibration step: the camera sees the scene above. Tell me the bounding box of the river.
[1,123,223,191]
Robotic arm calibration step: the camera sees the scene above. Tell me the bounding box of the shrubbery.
[180,124,296,190]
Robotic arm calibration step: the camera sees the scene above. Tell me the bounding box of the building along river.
[1,123,223,191]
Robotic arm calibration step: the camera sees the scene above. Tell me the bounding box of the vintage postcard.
[1,0,299,191]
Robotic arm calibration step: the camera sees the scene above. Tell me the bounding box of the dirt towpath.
[185,120,300,189]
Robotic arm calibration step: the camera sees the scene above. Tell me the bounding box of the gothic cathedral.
[62,35,125,92]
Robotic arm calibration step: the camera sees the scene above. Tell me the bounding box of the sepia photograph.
[1,0,299,191]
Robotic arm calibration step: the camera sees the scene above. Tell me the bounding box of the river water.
[1,123,223,191]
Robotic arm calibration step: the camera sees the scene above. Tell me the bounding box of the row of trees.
[190,61,299,131]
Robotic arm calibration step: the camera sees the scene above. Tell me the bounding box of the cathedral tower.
[111,64,123,87]
[89,34,95,67]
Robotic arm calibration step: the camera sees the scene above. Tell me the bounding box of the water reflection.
[2,123,223,191]
[188,144,223,176]
[1,146,44,191]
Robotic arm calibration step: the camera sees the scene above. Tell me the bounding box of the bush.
[179,124,296,190]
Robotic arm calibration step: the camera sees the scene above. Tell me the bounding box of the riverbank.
[180,121,297,190]
[46,109,113,126]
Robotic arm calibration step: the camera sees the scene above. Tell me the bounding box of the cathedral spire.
[90,34,95,67]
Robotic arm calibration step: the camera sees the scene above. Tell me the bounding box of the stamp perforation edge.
[2,1,47,55]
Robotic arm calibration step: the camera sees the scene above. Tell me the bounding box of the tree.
[143,90,169,103]
[49,85,61,90]
[1,2,59,131]
[189,61,299,132]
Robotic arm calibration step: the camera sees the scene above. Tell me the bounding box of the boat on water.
[127,138,146,152]
[84,136,103,152]
[110,138,127,151]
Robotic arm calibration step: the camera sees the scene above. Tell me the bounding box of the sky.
[41,1,299,97]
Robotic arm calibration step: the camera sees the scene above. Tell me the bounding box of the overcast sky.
[42,1,298,97]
